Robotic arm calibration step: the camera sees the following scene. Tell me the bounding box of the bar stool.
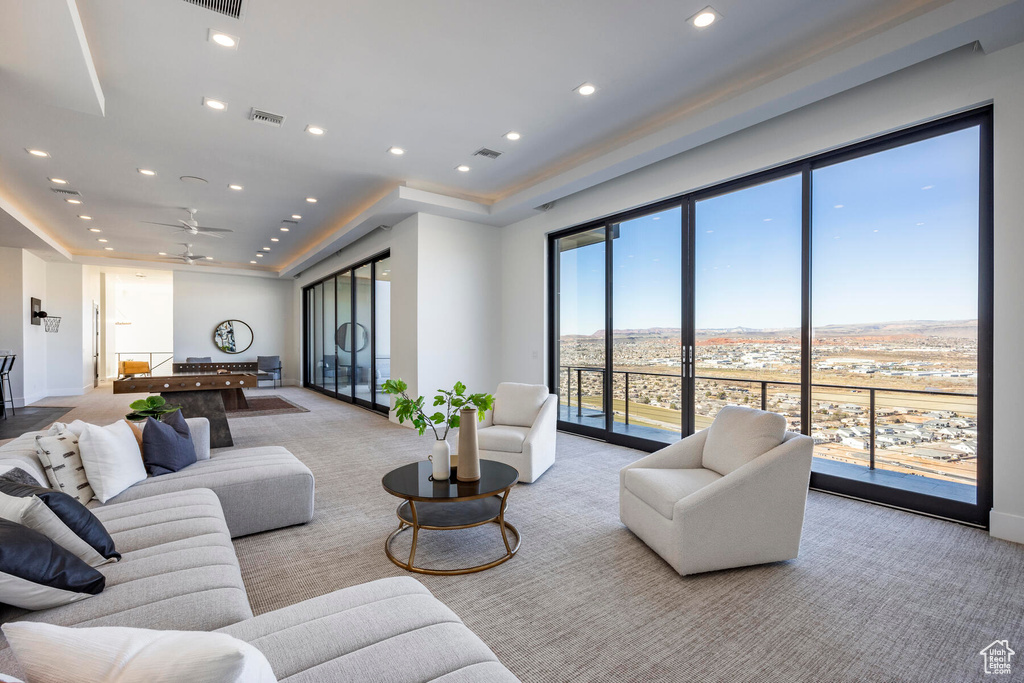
[0,355,15,419]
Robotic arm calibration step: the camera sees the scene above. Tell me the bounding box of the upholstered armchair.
[619,406,814,576]
[257,355,282,389]
[453,382,558,483]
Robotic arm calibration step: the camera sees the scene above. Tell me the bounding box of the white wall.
[21,250,47,405]
[0,248,25,405]
[44,262,86,395]
[174,270,297,383]
[497,43,1024,541]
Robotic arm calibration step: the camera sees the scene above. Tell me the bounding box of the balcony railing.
[558,365,977,471]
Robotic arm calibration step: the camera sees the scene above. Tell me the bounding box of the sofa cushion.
[94,447,315,538]
[492,383,548,428]
[0,519,105,611]
[0,468,40,487]
[478,425,530,454]
[78,421,147,504]
[219,577,519,683]
[3,622,276,683]
[142,411,196,477]
[0,481,119,567]
[701,406,786,476]
[0,489,251,656]
[0,434,48,490]
[623,468,723,519]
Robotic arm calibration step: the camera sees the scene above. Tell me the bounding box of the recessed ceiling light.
[305,125,325,135]
[305,197,317,203]
[104,247,114,251]
[78,215,92,220]
[250,260,257,264]
[256,253,264,258]
[158,252,167,256]
[97,238,108,243]
[66,198,82,204]
[271,237,279,242]
[504,131,521,141]
[280,227,290,232]
[456,165,471,173]
[137,168,156,176]
[689,6,720,28]
[291,214,301,220]
[27,149,50,157]
[203,97,227,111]
[228,184,244,191]
[88,228,102,233]
[49,177,68,184]
[387,146,405,156]
[262,246,271,251]
[205,256,214,260]
[575,83,597,96]
[208,29,238,49]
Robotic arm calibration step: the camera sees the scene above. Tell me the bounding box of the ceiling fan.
[160,243,213,265]
[144,208,234,238]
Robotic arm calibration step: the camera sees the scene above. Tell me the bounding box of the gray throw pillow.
[0,467,41,487]
[141,410,197,476]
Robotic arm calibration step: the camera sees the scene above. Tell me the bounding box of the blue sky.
[559,126,980,335]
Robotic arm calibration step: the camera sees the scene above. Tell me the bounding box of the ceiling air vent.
[473,148,502,160]
[182,0,245,20]
[50,188,82,197]
[249,108,285,127]
[282,219,299,225]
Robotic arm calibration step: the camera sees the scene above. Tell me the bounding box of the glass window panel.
[556,227,606,430]
[695,174,803,432]
[354,264,373,403]
[312,283,323,387]
[336,272,353,398]
[374,258,392,408]
[322,276,336,392]
[811,127,980,501]
[611,207,682,444]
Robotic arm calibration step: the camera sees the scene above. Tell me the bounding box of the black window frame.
[547,107,993,527]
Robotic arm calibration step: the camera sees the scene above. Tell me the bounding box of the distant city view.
[558,319,978,487]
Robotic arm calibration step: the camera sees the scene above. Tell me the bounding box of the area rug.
[0,407,73,439]
[226,395,309,418]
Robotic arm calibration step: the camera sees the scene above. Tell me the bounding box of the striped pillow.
[34,432,94,505]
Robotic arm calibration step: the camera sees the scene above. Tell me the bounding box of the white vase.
[457,408,481,482]
[429,439,451,481]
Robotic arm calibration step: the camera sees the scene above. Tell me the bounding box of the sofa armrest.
[620,429,708,484]
[185,417,211,460]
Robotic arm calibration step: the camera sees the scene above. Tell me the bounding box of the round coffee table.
[381,460,520,575]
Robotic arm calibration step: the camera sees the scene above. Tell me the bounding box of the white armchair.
[619,406,813,576]
[453,382,557,483]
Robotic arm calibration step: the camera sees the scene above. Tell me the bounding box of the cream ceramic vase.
[429,439,451,481]
[457,407,481,482]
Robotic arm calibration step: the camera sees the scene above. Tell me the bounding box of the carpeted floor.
[14,386,1024,682]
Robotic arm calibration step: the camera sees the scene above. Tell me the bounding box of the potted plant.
[125,395,182,422]
[383,379,493,481]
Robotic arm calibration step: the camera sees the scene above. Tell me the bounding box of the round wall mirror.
[336,322,369,352]
[213,320,253,354]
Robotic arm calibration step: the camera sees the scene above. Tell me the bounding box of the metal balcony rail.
[559,365,977,469]
[115,352,173,377]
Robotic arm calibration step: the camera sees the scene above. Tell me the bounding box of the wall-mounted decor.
[213,320,253,354]
[30,298,41,325]
[335,322,368,352]
[30,298,61,332]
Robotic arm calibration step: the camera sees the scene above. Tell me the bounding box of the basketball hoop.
[43,316,61,333]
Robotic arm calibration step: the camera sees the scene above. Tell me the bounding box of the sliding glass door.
[549,108,991,525]
[303,250,391,415]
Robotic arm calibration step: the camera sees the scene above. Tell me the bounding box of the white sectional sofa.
[0,421,519,681]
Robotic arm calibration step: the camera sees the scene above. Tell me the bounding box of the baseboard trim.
[990,511,1024,544]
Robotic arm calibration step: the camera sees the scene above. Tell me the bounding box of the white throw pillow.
[77,421,147,503]
[1,622,277,683]
[33,432,94,505]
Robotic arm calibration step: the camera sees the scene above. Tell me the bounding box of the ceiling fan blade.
[195,226,234,233]
[195,230,224,238]
[142,222,185,228]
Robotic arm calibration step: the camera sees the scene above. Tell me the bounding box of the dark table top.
[382,460,519,502]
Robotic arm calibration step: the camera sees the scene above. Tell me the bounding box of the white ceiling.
[0,0,1020,276]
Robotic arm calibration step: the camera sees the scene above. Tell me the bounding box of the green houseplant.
[383,379,494,481]
[125,395,181,422]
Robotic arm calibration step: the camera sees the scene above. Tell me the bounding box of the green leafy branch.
[382,379,494,440]
[125,395,181,422]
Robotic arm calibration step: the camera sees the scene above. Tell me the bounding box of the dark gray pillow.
[0,467,40,487]
[0,519,105,610]
[142,410,197,476]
